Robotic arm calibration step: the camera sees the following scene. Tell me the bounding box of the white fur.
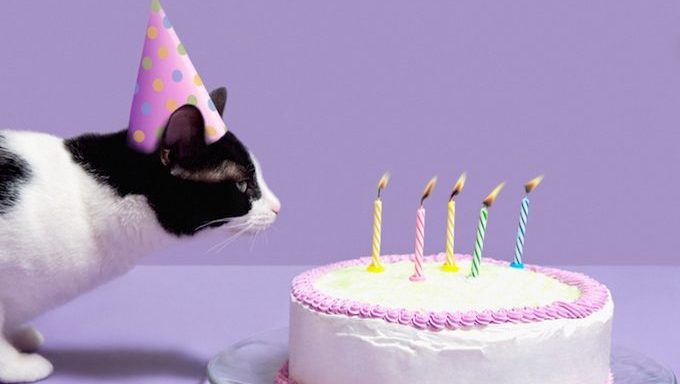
[0,130,279,382]
[230,154,280,229]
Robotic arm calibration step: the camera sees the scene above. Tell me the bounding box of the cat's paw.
[10,327,44,353]
[0,352,53,383]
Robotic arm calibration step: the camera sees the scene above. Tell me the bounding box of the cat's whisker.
[208,230,244,253]
[205,225,251,253]
[205,237,230,254]
[194,216,242,232]
[221,223,253,247]
[202,212,276,253]
[216,224,253,253]
[249,227,265,251]
[207,235,234,254]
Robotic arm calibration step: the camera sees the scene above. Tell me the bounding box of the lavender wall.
[1,1,678,265]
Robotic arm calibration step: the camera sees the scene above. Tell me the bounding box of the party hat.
[128,0,227,153]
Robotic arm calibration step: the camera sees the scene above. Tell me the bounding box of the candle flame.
[525,174,544,194]
[420,176,437,205]
[377,172,390,191]
[376,172,390,198]
[483,182,505,207]
[449,172,467,200]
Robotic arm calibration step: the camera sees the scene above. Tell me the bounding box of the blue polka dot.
[172,69,183,82]
[134,83,140,94]
[208,99,216,111]
[141,102,152,116]
[163,16,172,29]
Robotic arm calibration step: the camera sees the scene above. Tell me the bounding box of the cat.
[0,87,280,383]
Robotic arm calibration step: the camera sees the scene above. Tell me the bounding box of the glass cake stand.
[207,327,676,384]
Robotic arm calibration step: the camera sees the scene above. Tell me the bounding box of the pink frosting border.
[291,253,611,332]
[274,361,614,384]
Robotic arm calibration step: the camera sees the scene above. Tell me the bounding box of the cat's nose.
[271,200,281,215]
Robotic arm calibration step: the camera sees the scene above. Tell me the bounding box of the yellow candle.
[442,172,466,272]
[442,200,458,272]
[368,173,389,273]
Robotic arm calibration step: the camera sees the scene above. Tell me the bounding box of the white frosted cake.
[276,254,613,384]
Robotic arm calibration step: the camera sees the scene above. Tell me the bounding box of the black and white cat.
[0,87,280,383]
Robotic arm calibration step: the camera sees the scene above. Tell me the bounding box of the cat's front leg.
[0,311,52,383]
[9,326,44,353]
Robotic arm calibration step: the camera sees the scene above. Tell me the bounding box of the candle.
[367,173,390,273]
[410,177,437,282]
[469,182,505,278]
[511,175,544,269]
[442,172,466,272]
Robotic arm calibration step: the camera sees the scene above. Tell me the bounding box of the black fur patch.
[64,130,260,236]
[0,135,31,214]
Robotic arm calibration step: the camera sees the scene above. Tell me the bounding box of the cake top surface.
[314,259,580,313]
[291,253,611,331]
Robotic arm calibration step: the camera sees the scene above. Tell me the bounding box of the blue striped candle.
[510,175,543,269]
[510,196,530,269]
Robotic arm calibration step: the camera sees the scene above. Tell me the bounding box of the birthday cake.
[276,254,613,384]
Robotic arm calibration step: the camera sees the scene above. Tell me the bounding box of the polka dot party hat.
[128,0,227,153]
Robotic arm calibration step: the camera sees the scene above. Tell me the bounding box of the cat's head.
[153,87,280,236]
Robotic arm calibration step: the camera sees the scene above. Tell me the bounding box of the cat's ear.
[209,87,227,117]
[160,104,207,166]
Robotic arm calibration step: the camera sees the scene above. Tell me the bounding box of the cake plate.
[207,327,676,384]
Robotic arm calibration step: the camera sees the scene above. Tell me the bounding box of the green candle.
[469,182,505,278]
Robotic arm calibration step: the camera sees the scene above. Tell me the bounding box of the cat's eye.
[236,180,248,193]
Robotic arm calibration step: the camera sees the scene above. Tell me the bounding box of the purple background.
[1,0,679,265]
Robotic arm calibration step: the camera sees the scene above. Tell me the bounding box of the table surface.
[30,265,678,384]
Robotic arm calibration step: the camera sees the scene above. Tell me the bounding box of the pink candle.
[410,177,437,282]
[410,206,426,281]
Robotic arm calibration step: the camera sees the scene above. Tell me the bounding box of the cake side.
[287,254,614,384]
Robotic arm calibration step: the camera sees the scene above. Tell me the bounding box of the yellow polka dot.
[133,130,145,143]
[206,125,217,137]
[193,74,202,86]
[165,98,177,112]
[158,46,169,59]
[152,78,164,92]
[147,26,158,40]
